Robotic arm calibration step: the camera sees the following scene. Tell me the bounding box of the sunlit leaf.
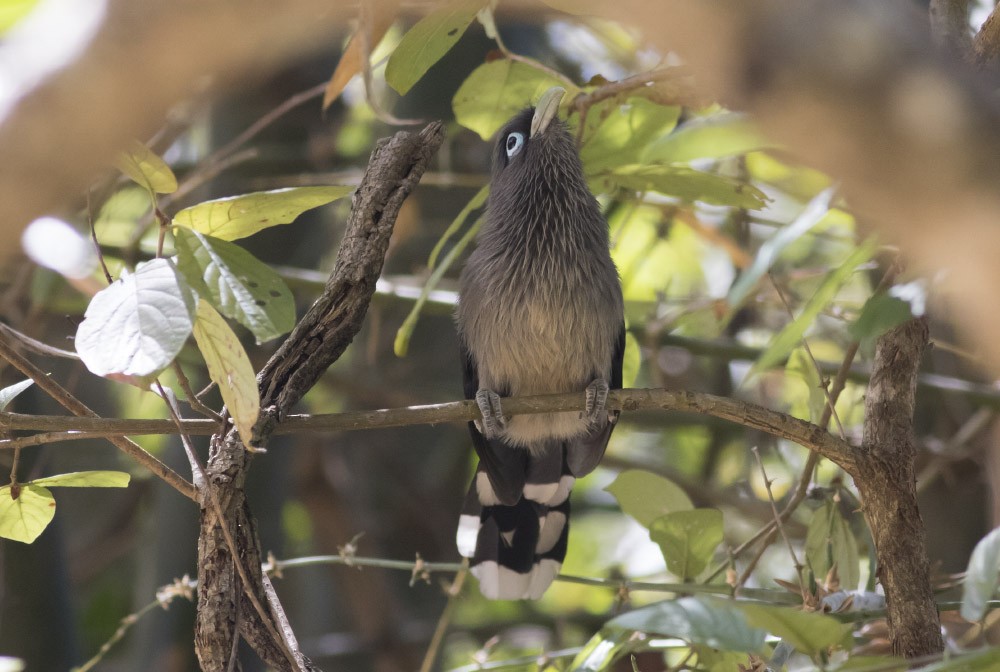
[728,186,838,307]
[750,238,878,375]
[115,140,177,195]
[600,164,767,209]
[75,258,196,386]
[849,293,912,346]
[192,301,260,447]
[174,228,295,344]
[739,603,852,655]
[95,186,153,248]
[566,627,636,672]
[962,526,1000,621]
[0,484,54,543]
[649,508,723,580]
[0,656,24,672]
[605,469,692,528]
[173,186,353,241]
[644,113,770,164]
[385,0,484,95]
[30,471,131,488]
[621,331,641,388]
[536,0,620,20]
[323,1,399,109]
[805,500,860,591]
[609,597,767,653]
[453,60,573,140]
[581,98,680,174]
[0,0,39,34]
[0,380,32,411]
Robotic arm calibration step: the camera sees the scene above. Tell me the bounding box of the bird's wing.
[565,321,626,477]
[460,338,527,505]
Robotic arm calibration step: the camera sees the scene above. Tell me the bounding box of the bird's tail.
[456,443,574,600]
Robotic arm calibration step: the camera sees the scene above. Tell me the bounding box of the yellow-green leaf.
[30,471,131,488]
[386,0,484,95]
[605,469,693,528]
[192,301,260,447]
[115,140,178,195]
[601,164,767,209]
[173,186,353,241]
[581,98,680,174]
[453,60,574,140]
[0,484,55,543]
[621,330,641,388]
[739,603,853,655]
[649,509,724,580]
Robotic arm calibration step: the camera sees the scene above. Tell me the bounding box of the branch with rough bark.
[194,121,444,672]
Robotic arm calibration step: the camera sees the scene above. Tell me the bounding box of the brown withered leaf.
[323,0,400,111]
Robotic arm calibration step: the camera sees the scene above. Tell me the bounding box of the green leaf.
[580,98,681,174]
[738,603,853,655]
[0,484,54,543]
[649,508,724,580]
[784,347,825,424]
[453,60,573,140]
[75,258,197,386]
[917,647,1000,672]
[192,300,260,447]
[621,331,641,388]
[567,628,638,672]
[395,214,483,357]
[115,140,178,195]
[728,186,838,307]
[173,186,353,241]
[385,0,484,95]
[643,113,770,164]
[751,237,878,376]
[605,469,693,528]
[0,380,32,411]
[30,471,131,488]
[804,500,860,591]
[962,526,1000,621]
[609,597,767,653]
[173,228,295,344]
[600,164,767,209]
[849,293,913,345]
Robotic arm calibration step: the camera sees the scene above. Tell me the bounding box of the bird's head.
[490,87,584,192]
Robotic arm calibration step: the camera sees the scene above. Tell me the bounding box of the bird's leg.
[475,389,508,439]
[583,378,610,429]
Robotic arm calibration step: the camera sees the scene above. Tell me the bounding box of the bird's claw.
[583,378,610,430]
[475,389,508,439]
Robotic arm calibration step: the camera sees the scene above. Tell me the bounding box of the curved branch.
[0,387,857,475]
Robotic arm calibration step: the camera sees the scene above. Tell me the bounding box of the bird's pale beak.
[530,86,566,138]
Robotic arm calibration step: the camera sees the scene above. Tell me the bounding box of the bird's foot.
[583,378,610,430]
[475,389,508,439]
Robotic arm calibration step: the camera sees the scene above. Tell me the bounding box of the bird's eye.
[505,132,525,158]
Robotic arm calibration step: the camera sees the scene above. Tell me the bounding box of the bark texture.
[194,122,444,671]
[854,318,943,658]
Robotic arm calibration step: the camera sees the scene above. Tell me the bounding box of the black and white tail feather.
[455,87,626,600]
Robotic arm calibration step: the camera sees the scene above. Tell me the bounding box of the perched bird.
[455,87,625,599]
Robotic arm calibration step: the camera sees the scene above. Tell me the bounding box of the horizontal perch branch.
[0,387,858,475]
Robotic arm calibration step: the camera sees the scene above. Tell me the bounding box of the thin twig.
[87,189,114,284]
[751,446,807,597]
[0,322,79,360]
[418,558,468,672]
[171,360,223,422]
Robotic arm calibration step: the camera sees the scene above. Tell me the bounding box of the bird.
[454,86,625,600]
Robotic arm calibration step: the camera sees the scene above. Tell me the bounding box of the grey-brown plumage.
[455,88,625,599]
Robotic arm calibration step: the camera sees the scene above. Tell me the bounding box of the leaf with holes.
[174,228,295,344]
[605,469,693,528]
[608,597,767,653]
[0,484,55,543]
[75,258,196,386]
[173,186,353,241]
[650,508,723,580]
[386,0,485,95]
[738,603,853,655]
[0,380,32,411]
[115,140,177,194]
[192,301,260,447]
[453,60,573,140]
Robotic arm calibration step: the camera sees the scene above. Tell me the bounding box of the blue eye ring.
[505,132,525,158]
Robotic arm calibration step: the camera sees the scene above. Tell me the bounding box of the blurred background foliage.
[1,1,999,671]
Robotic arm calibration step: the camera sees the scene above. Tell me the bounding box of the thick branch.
[854,318,943,658]
[195,122,444,672]
[0,388,856,475]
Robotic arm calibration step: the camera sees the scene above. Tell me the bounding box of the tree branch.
[1,387,857,475]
